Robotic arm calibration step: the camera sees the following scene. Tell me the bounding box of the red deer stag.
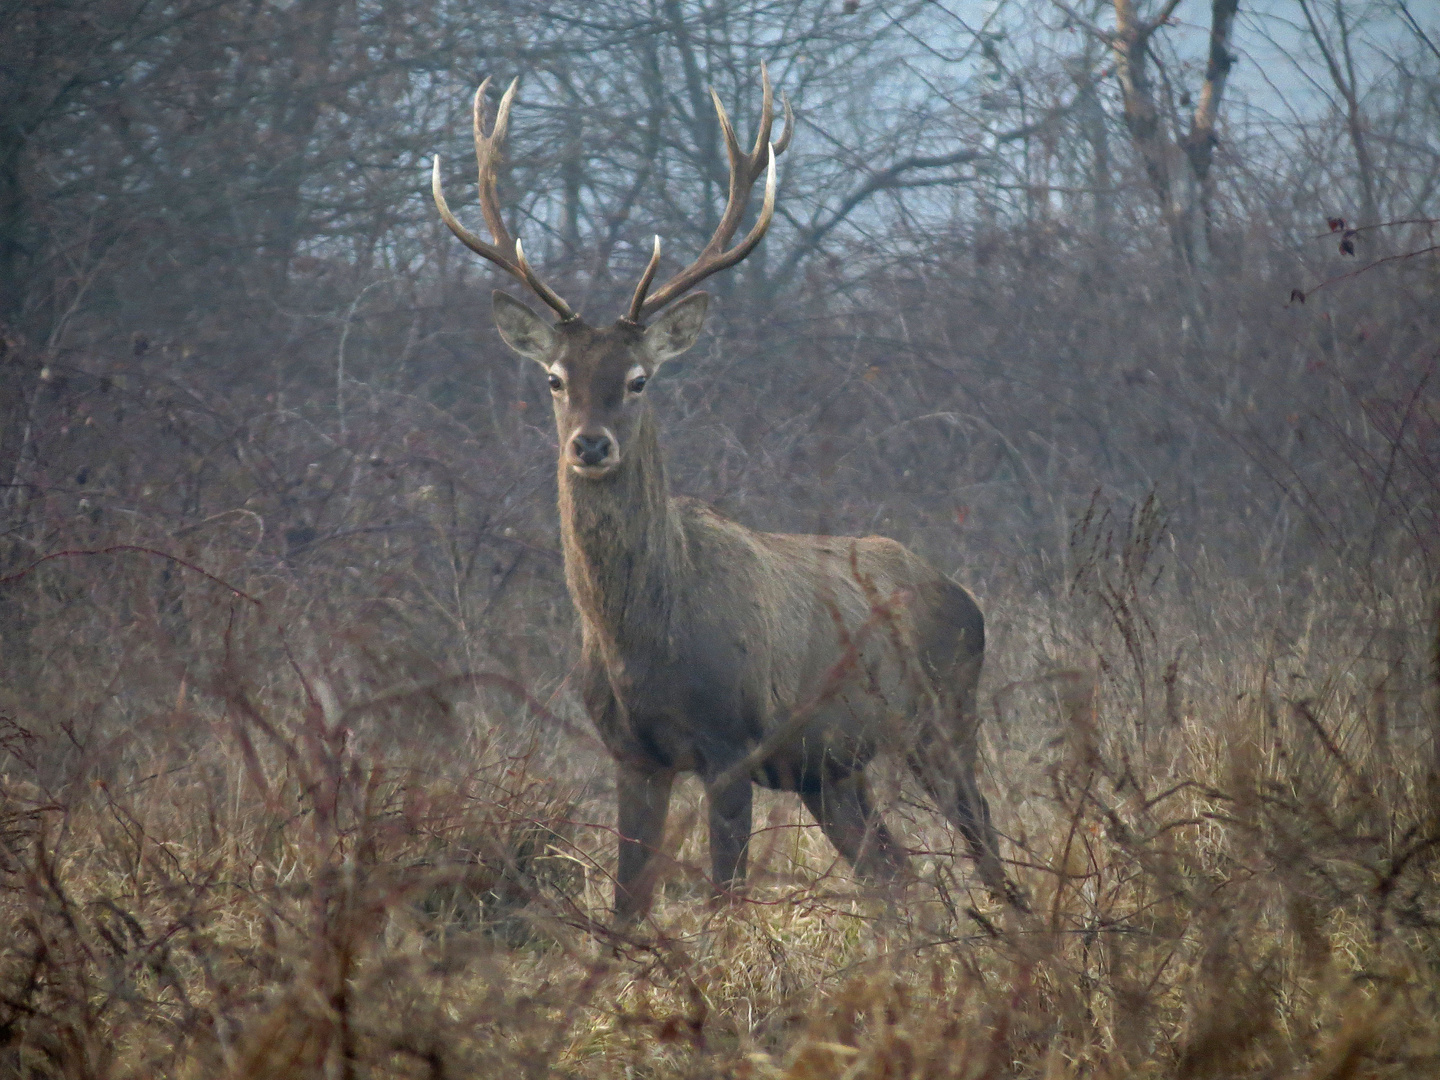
[432,70,1014,921]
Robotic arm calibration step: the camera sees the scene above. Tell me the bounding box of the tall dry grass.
[1,492,1435,1080]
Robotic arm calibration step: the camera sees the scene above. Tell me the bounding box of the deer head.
[432,69,791,479]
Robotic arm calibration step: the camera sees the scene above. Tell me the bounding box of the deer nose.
[572,433,614,466]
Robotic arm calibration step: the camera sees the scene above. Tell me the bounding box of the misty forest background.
[1,0,1439,1077]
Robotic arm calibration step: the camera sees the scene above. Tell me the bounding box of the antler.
[432,77,576,321]
[627,64,794,323]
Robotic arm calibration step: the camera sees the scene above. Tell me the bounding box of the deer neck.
[558,414,682,652]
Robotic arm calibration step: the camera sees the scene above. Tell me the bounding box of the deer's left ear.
[642,292,708,368]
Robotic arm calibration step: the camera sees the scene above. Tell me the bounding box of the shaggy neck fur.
[558,411,684,657]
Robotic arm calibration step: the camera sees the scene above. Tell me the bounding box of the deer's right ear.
[493,291,557,364]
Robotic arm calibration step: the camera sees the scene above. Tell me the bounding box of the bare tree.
[1296,0,1381,228]
[1047,0,1240,277]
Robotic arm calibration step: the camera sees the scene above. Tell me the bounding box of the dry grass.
[1,519,1436,1080]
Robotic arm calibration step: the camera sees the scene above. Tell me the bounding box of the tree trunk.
[1180,0,1240,271]
[1111,0,1187,271]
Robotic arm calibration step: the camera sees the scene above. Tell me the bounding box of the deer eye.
[627,375,647,394]
[547,373,564,392]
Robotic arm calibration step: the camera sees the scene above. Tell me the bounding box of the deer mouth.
[569,459,621,480]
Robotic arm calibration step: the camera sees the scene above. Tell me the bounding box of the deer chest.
[580,637,765,775]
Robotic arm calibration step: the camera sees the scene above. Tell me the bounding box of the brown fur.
[492,294,1012,921]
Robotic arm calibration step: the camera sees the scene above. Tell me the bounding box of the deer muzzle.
[568,430,619,476]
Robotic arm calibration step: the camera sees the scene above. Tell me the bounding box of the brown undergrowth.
[1,523,1437,1080]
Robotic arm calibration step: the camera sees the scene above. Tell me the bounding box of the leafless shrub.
[1,489,1437,1078]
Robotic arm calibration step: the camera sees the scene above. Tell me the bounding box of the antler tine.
[625,235,663,323]
[515,239,577,321]
[704,89,749,260]
[630,69,789,320]
[474,77,517,257]
[773,93,794,157]
[741,66,793,181]
[432,77,575,321]
[433,155,502,262]
[749,64,777,167]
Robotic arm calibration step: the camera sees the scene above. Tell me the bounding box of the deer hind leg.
[705,773,753,900]
[800,769,908,882]
[615,764,675,923]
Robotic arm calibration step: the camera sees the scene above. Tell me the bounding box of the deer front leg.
[908,738,1023,909]
[705,772,753,900]
[615,763,675,923]
[800,769,908,882]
